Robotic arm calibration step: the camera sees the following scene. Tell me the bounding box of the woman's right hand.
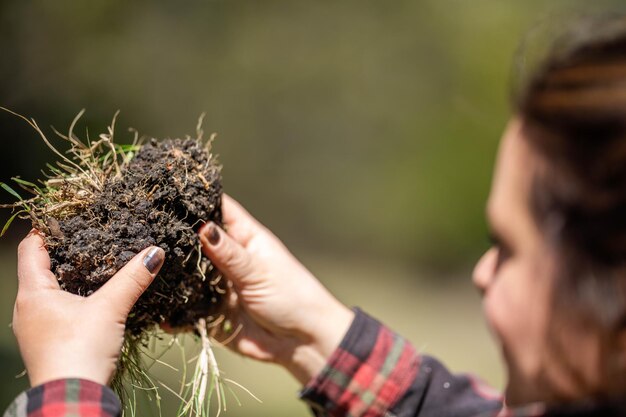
[198,195,354,385]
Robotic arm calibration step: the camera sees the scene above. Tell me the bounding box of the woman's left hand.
[12,230,165,387]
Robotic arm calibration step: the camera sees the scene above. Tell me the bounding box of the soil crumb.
[47,138,225,335]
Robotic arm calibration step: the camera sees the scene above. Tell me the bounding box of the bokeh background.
[1,1,624,415]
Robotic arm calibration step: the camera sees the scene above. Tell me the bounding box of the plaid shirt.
[300,309,625,417]
[3,309,624,417]
[2,379,120,417]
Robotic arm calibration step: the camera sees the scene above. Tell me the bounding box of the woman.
[4,14,626,417]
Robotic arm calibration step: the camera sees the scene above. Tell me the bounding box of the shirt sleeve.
[300,309,503,417]
[2,379,121,417]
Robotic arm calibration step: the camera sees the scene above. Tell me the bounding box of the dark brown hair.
[516,14,626,332]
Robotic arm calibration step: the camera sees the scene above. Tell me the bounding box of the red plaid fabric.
[301,309,420,417]
[300,309,624,417]
[3,379,120,417]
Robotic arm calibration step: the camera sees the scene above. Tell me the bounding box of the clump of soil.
[47,138,225,335]
[1,112,235,414]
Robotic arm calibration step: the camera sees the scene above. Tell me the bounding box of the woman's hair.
[515,14,626,333]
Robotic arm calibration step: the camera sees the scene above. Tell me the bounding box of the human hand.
[199,195,354,384]
[12,230,165,387]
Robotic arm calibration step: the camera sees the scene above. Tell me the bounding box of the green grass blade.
[46,163,63,175]
[118,144,141,152]
[0,182,23,201]
[11,177,37,188]
[1,211,22,237]
[11,177,44,195]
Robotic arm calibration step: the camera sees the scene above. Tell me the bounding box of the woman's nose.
[472,248,498,295]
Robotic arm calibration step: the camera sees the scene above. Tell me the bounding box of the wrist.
[27,355,113,387]
[29,371,110,388]
[280,300,355,385]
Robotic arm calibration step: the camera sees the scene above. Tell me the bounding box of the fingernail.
[143,247,165,274]
[208,223,221,245]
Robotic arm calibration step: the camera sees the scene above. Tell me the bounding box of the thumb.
[92,246,165,316]
[199,222,257,289]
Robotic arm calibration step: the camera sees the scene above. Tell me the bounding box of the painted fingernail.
[208,224,221,245]
[143,247,165,274]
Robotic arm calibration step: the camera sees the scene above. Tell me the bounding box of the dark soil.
[46,138,225,336]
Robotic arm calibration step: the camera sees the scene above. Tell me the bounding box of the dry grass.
[0,108,140,237]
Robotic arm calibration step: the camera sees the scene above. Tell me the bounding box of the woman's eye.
[494,244,513,271]
[487,232,512,272]
[487,235,509,270]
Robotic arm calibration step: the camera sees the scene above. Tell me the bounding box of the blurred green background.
[0,0,624,415]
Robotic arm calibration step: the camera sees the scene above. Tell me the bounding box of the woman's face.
[473,119,605,406]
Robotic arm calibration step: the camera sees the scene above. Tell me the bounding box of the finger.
[199,222,258,289]
[17,230,60,291]
[221,194,265,247]
[92,246,165,316]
